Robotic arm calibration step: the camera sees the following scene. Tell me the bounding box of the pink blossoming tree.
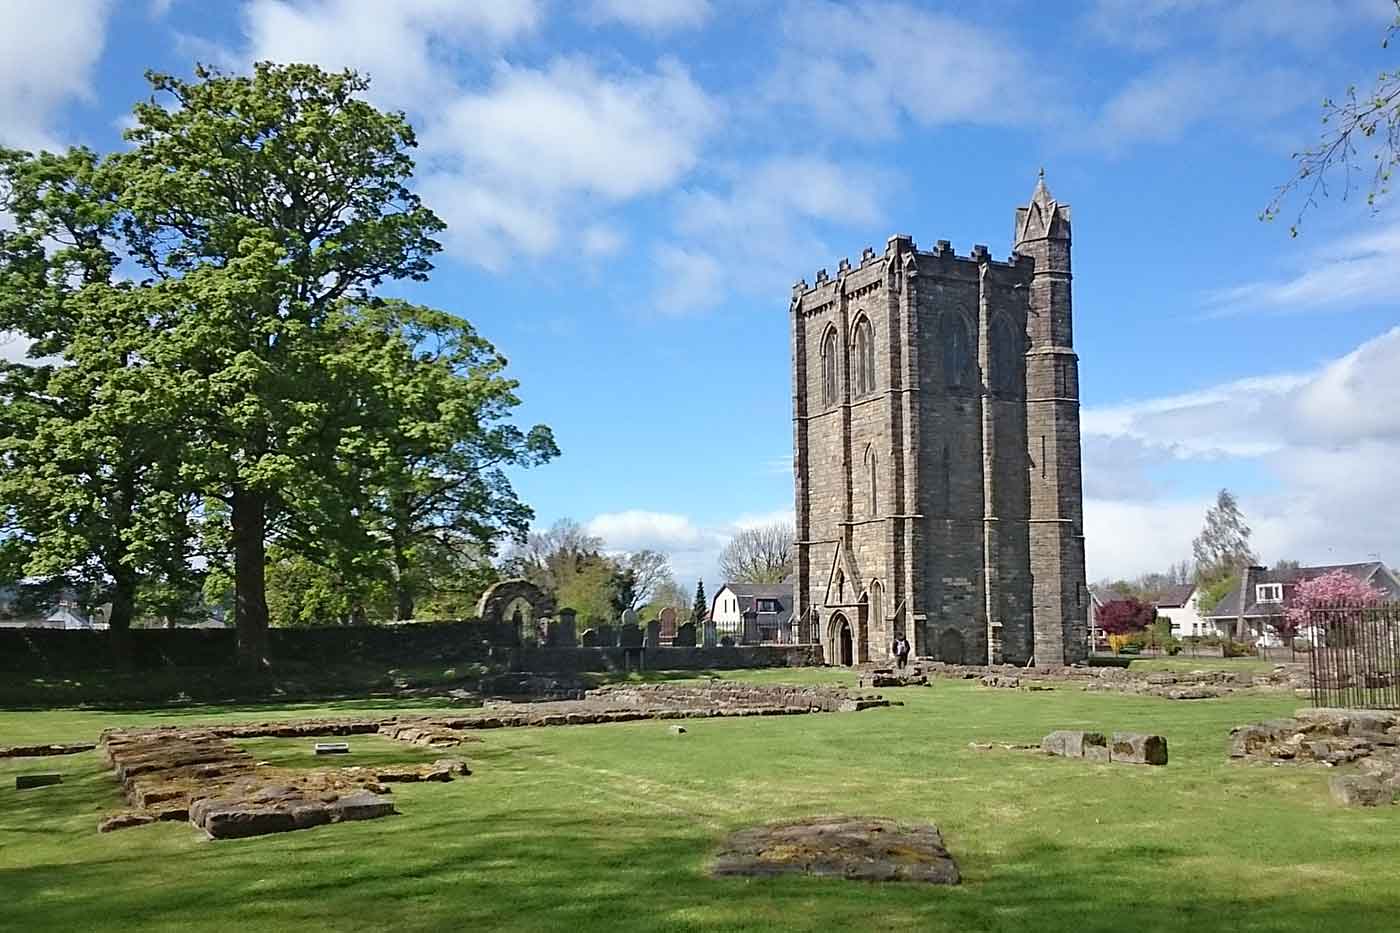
[1280,569,1385,639]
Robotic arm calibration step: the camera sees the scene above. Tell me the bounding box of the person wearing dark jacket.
[891,633,911,669]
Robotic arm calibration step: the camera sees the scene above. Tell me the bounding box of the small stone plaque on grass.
[313,742,350,755]
[711,818,960,884]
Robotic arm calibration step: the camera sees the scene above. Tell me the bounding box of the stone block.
[1083,744,1111,763]
[314,742,349,755]
[15,772,61,789]
[1330,775,1394,807]
[1110,733,1168,766]
[1041,730,1106,759]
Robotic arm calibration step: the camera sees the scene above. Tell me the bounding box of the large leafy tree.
[0,148,197,639]
[326,300,557,620]
[115,64,445,664]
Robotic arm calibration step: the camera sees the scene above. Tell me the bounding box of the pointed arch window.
[835,568,845,604]
[940,313,972,388]
[864,444,878,517]
[991,316,1023,397]
[821,328,839,408]
[852,316,875,397]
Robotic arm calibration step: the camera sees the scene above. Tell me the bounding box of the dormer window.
[756,598,780,613]
[1256,583,1283,604]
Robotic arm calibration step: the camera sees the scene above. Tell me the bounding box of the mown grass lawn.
[3,670,1398,932]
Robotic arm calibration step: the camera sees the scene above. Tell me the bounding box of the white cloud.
[420,56,718,267]
[1081,327,1400,580]
[1087,59,1316,152]
[586,0,712,32]
[581,224,625,258]
[1084,0,1391,51]
[242,0,541,105]
[1208,221,1400,312]
[769,1,1048,136]
[0,0,112,150]
[585,507,795,586]
[652,154,893,313]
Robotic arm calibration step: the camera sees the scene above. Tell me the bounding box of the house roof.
[715,582,794,628]
[1155,584,1197,608]
[1204,561,1398,619]
[1089,585,1131,606]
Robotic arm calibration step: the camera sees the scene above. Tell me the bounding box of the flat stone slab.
[711,818,960,884]
[16,772,62,789]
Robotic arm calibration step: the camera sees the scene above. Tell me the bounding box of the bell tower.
[1014,171,1088,664]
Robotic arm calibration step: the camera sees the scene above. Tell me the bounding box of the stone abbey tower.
[790,173,1087,667]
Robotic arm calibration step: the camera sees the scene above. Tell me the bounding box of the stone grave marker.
[659,606,678,640]
[703,619,718,648]
[674,621,697,647]
[16,773,62,790]
[619,622,643,649]
[596,624,616,647]
[644,620,661,649]
[580,628,599,648]
[314,742,350,755]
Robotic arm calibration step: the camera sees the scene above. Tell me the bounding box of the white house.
[709,581,794,644]
[1155,584,1209,639]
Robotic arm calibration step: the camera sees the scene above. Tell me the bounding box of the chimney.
[1236,565,1265,637]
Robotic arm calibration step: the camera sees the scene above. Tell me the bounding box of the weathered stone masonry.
[791,175,1087,666]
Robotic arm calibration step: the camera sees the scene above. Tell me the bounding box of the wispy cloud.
[1207,222,1400,313]
[584,0,712,32]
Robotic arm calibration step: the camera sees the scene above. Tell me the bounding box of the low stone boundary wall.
[0,624,822,674]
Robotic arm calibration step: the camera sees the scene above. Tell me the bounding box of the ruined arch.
[474,579,555,640]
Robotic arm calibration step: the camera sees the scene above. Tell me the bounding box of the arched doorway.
[938,627,966,664]
[829,613,854,667]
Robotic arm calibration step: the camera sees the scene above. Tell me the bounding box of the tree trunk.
[108,568,136,666]
[392,534,413,621]
[232,486,270,667]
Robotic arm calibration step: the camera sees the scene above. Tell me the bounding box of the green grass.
[1119,657,1281,674]
[3,671,1398,932]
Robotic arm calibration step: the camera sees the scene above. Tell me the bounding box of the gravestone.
[314,742,350,756]
[619,623,643,649]
[741,610,760,646]
[580,628,599,648]
[674,621,697,647]
[644,620,661,649]
[659,606,678,641]
[620,608,639,628]
[548,608,578,648]
[596,624,616,647]
[703,620,718,648]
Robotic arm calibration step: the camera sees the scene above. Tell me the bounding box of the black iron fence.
[1308,602,1400,710]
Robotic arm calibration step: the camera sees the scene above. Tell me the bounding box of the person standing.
[892,633,911,670]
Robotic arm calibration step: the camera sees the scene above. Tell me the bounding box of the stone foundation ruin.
[1228,707,1400,807]
[87,682,889,840]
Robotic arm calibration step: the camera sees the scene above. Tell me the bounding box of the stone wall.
[0,623,821,674]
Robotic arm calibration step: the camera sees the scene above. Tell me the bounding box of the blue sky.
[3,0,1399,586]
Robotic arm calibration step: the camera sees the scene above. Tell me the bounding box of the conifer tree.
[692,579,707,625]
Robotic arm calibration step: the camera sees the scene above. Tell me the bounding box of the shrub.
[1222,640,1255,658]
